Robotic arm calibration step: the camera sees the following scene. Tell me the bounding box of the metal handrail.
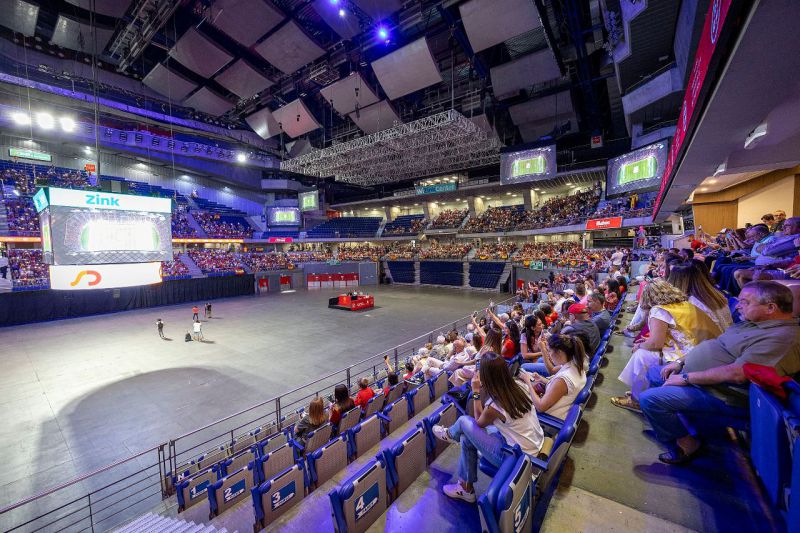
[0,293,515,530]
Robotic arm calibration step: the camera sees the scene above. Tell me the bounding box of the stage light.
[35,112,54,129]
[339,8,346,17]
[377,25,389,41]
[329,0,339,4]
[59,117,76,132]
[236,152,247,163]
[10,111,31,125]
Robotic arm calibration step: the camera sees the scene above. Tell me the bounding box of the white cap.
[467,323,475,331]
[417,347,429,356]
[436,335,446,344]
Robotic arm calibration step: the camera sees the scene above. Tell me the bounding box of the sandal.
[610,395,642,413]
[658,444,702,465]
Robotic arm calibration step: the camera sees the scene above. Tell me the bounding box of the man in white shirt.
[192,319,203,341]
[610,247,624,268]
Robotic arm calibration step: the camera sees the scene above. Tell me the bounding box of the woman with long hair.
[520,314,543,362]
[667,260,733,330]
[502,319,521,359]
[611,279,722,412]
[604,278,621,311]
[294,397,326,446]
[329,384,355,426]
[528,334,587,419]
[432,352,544,503]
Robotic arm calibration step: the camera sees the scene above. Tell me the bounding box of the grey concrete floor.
[0,286,494,513]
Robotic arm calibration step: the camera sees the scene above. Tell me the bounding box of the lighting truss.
[280,110,503,185]
[108,0,182,72]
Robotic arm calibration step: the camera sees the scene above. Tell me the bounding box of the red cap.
[568,303,588,315]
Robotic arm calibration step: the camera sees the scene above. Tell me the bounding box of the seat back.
[258,431,288,456]
[231,430,258,454]
[195,446,227,471]
[338,408,361,434]
[384,383,405,405]
[423,402,458,459]
[387,427,427,495]
[408,384,431,416]
[329,458,388,533]
[384,396,410,435]
[774,279,800,317]
[256,443,296,485]
[223,448,256,478]
[536,405,580,494]
[304,423,333,455]
[497,454,534,532]
[309,435,348,486]
[363,393,384,418]
[176,467,217,511]
[208,463,255,516]
[430,371,450,399]
[253,463,306,528]
[750,383,794,507]
[351,414,382,459]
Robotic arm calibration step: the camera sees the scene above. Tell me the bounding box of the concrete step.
[178,252,205,278]
[184,210,208,238]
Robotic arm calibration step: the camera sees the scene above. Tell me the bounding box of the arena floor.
[0,286,494,507]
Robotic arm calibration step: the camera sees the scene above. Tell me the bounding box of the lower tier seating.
[387,261,415,283]
[469,262,505,289]
[420,261,463,286]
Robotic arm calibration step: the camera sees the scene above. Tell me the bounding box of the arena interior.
[0,0,799,532]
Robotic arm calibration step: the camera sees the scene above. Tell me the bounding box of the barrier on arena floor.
[0,295,515,532]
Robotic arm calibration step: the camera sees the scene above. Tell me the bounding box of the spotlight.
[11,111,31,125]
[338,8,345,17]
[236,152,247,163]
[377,25,389,41]
[35,112,54,129]
[329,0,339,4]
[59,117,76,132]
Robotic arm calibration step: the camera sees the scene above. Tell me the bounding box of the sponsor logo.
[70,270,102,287]
[85,193,120,207]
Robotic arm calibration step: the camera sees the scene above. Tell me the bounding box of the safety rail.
[0,295,515,532]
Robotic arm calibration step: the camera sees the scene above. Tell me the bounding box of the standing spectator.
[156,318,165,339]
[192,319,203,341]
[192,305,199,321]
[205,302,212,318]
[610,247,624,269]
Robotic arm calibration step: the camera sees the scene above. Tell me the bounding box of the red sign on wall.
[654,0,733,216]
[268,237,293,243]
[84,163,96,172]
[586,217,623,230]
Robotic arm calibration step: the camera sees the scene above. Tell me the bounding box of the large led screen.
[299,190,319,211]
[38,188,173,265]
[606,140,668,197]
[500,145,556,185]
[268,207,300,226]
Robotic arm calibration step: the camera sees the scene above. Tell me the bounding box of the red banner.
[654,0,733,216]
[586,217,623,230]
[84,163,96,172]
[268,237,293,243]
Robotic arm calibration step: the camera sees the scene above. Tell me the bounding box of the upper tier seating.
[474,242,517,260]
[429,209,468,229]
[171,211,197,238]
[187,249,242,275]
[337,244,387,262]
[193,212,254,239]
[4,197,40,235]
[160,254,191,280]
[417,243,471,260]
[462,205,527,233]
[384,243,419,260]
[306,217,382,238]
[240,252,289,272]
[516,189,600,230]
[383,215,426,236]
[593,191,656,219]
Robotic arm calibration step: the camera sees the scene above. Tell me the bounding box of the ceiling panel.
[509,90,574,125]
[312,0,361,39]
[491,49,561,100]
[371,37,442,100]
[183,88,234,116]
[255,21,326,74]
[142,63,198,100]
[64,0,132,18]
[209,0,284,46]
[348,100,400,134]
[214,59,274,99]
[518,112,577,142]
[246,106,281,139]
[459,0,542,52]
[272,99,321,138]
[320,73,380,115]
[168,27,233,79]
[0,0,39,36]
[51,15,115,52]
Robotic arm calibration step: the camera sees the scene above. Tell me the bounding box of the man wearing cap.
[561,303,600,354]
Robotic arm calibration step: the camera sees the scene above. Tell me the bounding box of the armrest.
[537,412,564,430]
[288,438,305,455]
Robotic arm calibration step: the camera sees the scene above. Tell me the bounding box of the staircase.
[236,253,253,274]
[459,214,471,230]
[179,252,204,278]
[184,211,208,238]
[377,219,387,237]
[414,261,420,285]
[113,512,234,533]
[0,194,9,234]
[497,262,513,291]
[462,261,471,288]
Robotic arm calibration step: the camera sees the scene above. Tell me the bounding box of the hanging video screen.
[500,145,557,185]
[606,140,668,196]
[299,190,319,211]
[268,207,300,226]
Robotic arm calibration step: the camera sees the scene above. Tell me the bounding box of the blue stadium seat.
[469,262,506,289]
[254,442,297,485]
[207,463,256,517]
[307,435,349,487]
[387,261,416,283]
[478,450,535,533]
[420,261,463,286]
[307,217,382,238]
[176,467,219,512]
[329,454,392,533]
[383,426,427,496]
[421,400,459,459]
[252,463,308,530]
[348,413,382,459]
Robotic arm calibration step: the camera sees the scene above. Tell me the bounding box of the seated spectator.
[353,378,375,410]
[667,260,733,331]
[527,334,588,420]
[430,209,468,229]
[520,315,544,364]
[329,384,356,426]
[160,254,190,279]
[734,217,800,285]
[612,280,722,411]
[293,398,326,447]
[560,303,600,354]
[431,351,545,503]
[639,281,800,464]
[587,292,611,333]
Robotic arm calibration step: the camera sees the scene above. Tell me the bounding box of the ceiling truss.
[281,110,503,185]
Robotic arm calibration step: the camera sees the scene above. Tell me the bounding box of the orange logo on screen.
[70,270,102,287]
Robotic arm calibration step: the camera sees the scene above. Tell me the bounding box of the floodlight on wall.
[236,152,247,163]
[339,8,346,16]
[59,117,76,132]
[10,111,30,125]
[377,25,389,41]
[35,112,54,129]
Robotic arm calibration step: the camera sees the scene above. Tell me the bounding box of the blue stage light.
[339,8,346,17]
[377,26,389,40]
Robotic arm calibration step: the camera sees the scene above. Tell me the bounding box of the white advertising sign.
[48,188,172,213]
[49,262,163,290]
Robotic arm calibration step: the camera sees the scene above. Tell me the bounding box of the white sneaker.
[443,483,477,503]
[432,424,455,443]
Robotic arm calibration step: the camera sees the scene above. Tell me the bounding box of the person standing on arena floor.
[192,319,203,341]
[156,318,165,339]
[192,305,199,321]
[205,302,212,318]
[432,352,544,502]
